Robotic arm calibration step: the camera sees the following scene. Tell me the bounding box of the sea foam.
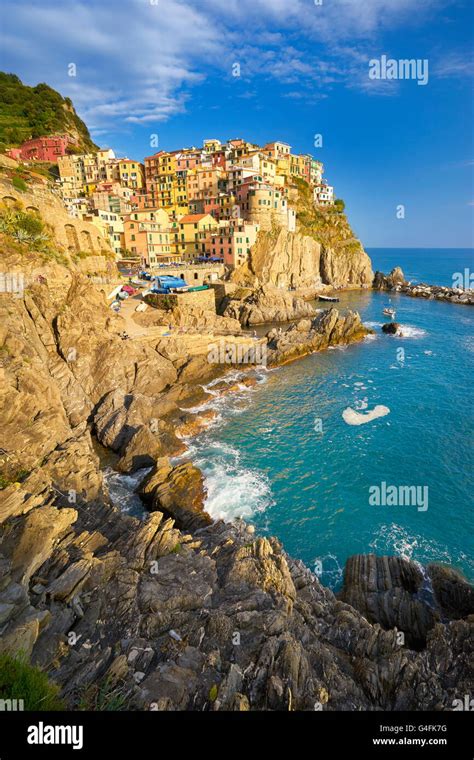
[342,404,390,426]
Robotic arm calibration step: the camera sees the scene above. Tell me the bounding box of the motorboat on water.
[319,295,340,302]
[383,307,396,317]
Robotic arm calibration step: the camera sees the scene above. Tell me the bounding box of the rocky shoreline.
[1,257,473,711]
[374,267,474,305]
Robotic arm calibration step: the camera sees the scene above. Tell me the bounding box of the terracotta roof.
[178,213,210,223]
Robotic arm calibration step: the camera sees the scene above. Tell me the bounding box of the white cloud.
[0,0,467,134]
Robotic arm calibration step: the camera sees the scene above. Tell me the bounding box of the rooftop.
[179,213,211,223]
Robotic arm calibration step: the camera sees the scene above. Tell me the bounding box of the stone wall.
[145,287,216,312]
[146,264,224,286]
[0,180,113,258]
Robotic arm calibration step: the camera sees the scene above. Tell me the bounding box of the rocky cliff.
[230,180,373,293]
[0,253,472,712]
[230,227,323,290]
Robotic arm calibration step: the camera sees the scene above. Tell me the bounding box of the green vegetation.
[0,203,52,248]
[293,179,361,252]
[78,677,130,711]
[0,72,97,151]
[0,474,13,490]
[0,202,68,264]
[0,468,29,490]
[12,175,27,192]
[0,653,65,710]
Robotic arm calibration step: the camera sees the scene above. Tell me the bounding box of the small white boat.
[383,307,396,317]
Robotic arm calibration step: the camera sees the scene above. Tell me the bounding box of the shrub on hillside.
[0,653,65,711]
[12,175,27,192]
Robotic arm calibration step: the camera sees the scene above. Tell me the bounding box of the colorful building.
[92,182,133,215]
[175,213,218,260]
[123,208,174,265]
[83,209,124,257]
[7,134,76,162]
[204,220,260,268]
[118,159,145,189]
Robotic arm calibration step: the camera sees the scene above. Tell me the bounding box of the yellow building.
[118,159,145,189]
[175,213,217,260]
[144,151,188,217]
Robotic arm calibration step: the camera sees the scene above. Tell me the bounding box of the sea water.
[188,249,474,589]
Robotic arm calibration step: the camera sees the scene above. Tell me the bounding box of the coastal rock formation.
[1,251,472,713]
[339,554,474,651]
[139,460,211,531]
[382,322,399,334]
[230,228,323,290]
[222,283,315,326]
[0,491,472,710]
[319,244,373,289]
[230,228,373,293]
[374,267,474,305]
[339,555,438,649]
[427,564,474,620]
[373,267,407,290]
[266,308,370,365]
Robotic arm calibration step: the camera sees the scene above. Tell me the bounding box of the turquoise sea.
[186,248,474,589]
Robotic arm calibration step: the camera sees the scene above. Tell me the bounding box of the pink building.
[204,219,260,268]
[7,134,75,162]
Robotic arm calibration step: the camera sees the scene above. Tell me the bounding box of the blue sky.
[1,0,473,247]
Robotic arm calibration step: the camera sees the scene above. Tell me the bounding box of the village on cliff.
[7,134,335,269]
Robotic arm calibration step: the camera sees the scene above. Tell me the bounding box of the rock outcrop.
[0,498,472,710]
[231,228,373,293]
[133,303,241,335]
[139,460,211,531]
[339,554,474,651]
[427,564,474,620]
[373,267,407,291]
[382,322,399,334]
[339,555,437,649]
[231,228,323,290]
[374,267,474,305]
[223,283,316,326]
[266,308,370,365]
